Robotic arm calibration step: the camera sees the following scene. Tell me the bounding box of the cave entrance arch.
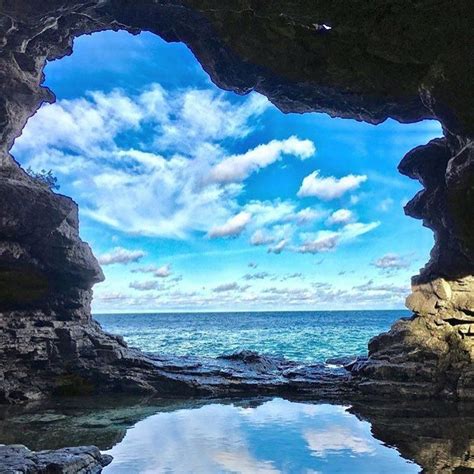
[0,1,473,402]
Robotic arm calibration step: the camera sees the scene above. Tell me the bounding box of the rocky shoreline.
[0,445,112,474]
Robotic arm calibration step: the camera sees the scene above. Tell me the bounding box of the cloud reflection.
[103,399,417,473]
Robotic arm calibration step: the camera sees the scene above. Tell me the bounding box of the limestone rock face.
[0,0,473,401]
[0,174,103,313]
[353,137,474,398]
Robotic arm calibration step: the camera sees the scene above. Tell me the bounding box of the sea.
[94,310,407,362]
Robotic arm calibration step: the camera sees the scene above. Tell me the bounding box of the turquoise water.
[95,310,406,362]
[102,398,419,473]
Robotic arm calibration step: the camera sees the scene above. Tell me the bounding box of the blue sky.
[12,31,442,312]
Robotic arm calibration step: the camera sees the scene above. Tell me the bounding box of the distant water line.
[95,310,406,362]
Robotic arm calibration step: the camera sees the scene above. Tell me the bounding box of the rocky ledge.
[0,445,112,474]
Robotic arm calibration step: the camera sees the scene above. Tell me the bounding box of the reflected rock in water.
[352,402,474,474]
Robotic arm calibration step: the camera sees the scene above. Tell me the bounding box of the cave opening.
[10,30,443,363]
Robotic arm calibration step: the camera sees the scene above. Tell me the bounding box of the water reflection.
[101,400,415,473]
[1,396,473,473]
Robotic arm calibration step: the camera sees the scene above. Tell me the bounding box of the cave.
[0,1,473,405]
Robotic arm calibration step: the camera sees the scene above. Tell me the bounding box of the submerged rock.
[0,444,112,473]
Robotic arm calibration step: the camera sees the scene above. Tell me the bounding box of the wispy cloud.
[297,231,340,254]
[372,253,411,272]
[97,247,145,265]
[377,198,394,212]
[131,264,173,278]
[242,272,272,280]
[212,282,250,293]
[129,280,170,291]
[298,220,380,254]
[267,239,288,254]
[289,208,327,225]
[297,171,367,200]
[250,229,275,246]
[209,136,315,183]
[14,85,275,240]
[327,209,354,225]
[352,279,408,294]
[208,212,252,238]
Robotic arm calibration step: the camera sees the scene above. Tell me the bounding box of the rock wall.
[353,135,474,398]
[0,0,473,401]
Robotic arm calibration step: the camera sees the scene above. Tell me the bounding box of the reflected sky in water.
[103,399,419,473]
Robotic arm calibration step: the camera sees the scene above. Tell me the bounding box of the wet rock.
[0,444,112,473]
[325,356,360,369]
[218,350,285,371]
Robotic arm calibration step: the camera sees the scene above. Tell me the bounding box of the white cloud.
[297,231,340,254]
[213,451,279,474]
[327,209,354,225]
[281,272,303,281]
[97,247,145,265]
[212,282,250,293]
[156,90,269,153]
[353,279,409,294]
[131,264,172,277]
[250,229,275,246]
[297,171,367,200]
[14,89,143,158]
[242,272,272,280]
[13,85,273,239]
[289,207,327,225]
[349,195,361,205]
[378,198,394,212]
[340,221,380,240]
[208,212,251,238]
[304,428,375,457]
[243,202,326,233]
[154,264,172,278]
[298,220,379,254]
[372,253,410,271]
[267,239,287,254]
[244,200,297,228]
[129,280,169,291]
[209,136,315,183]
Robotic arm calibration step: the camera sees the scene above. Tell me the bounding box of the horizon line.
[93,307,409,315]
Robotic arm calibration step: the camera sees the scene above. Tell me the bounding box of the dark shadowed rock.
[325,355,360,369]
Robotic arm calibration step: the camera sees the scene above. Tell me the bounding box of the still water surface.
[102,398,419,473]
